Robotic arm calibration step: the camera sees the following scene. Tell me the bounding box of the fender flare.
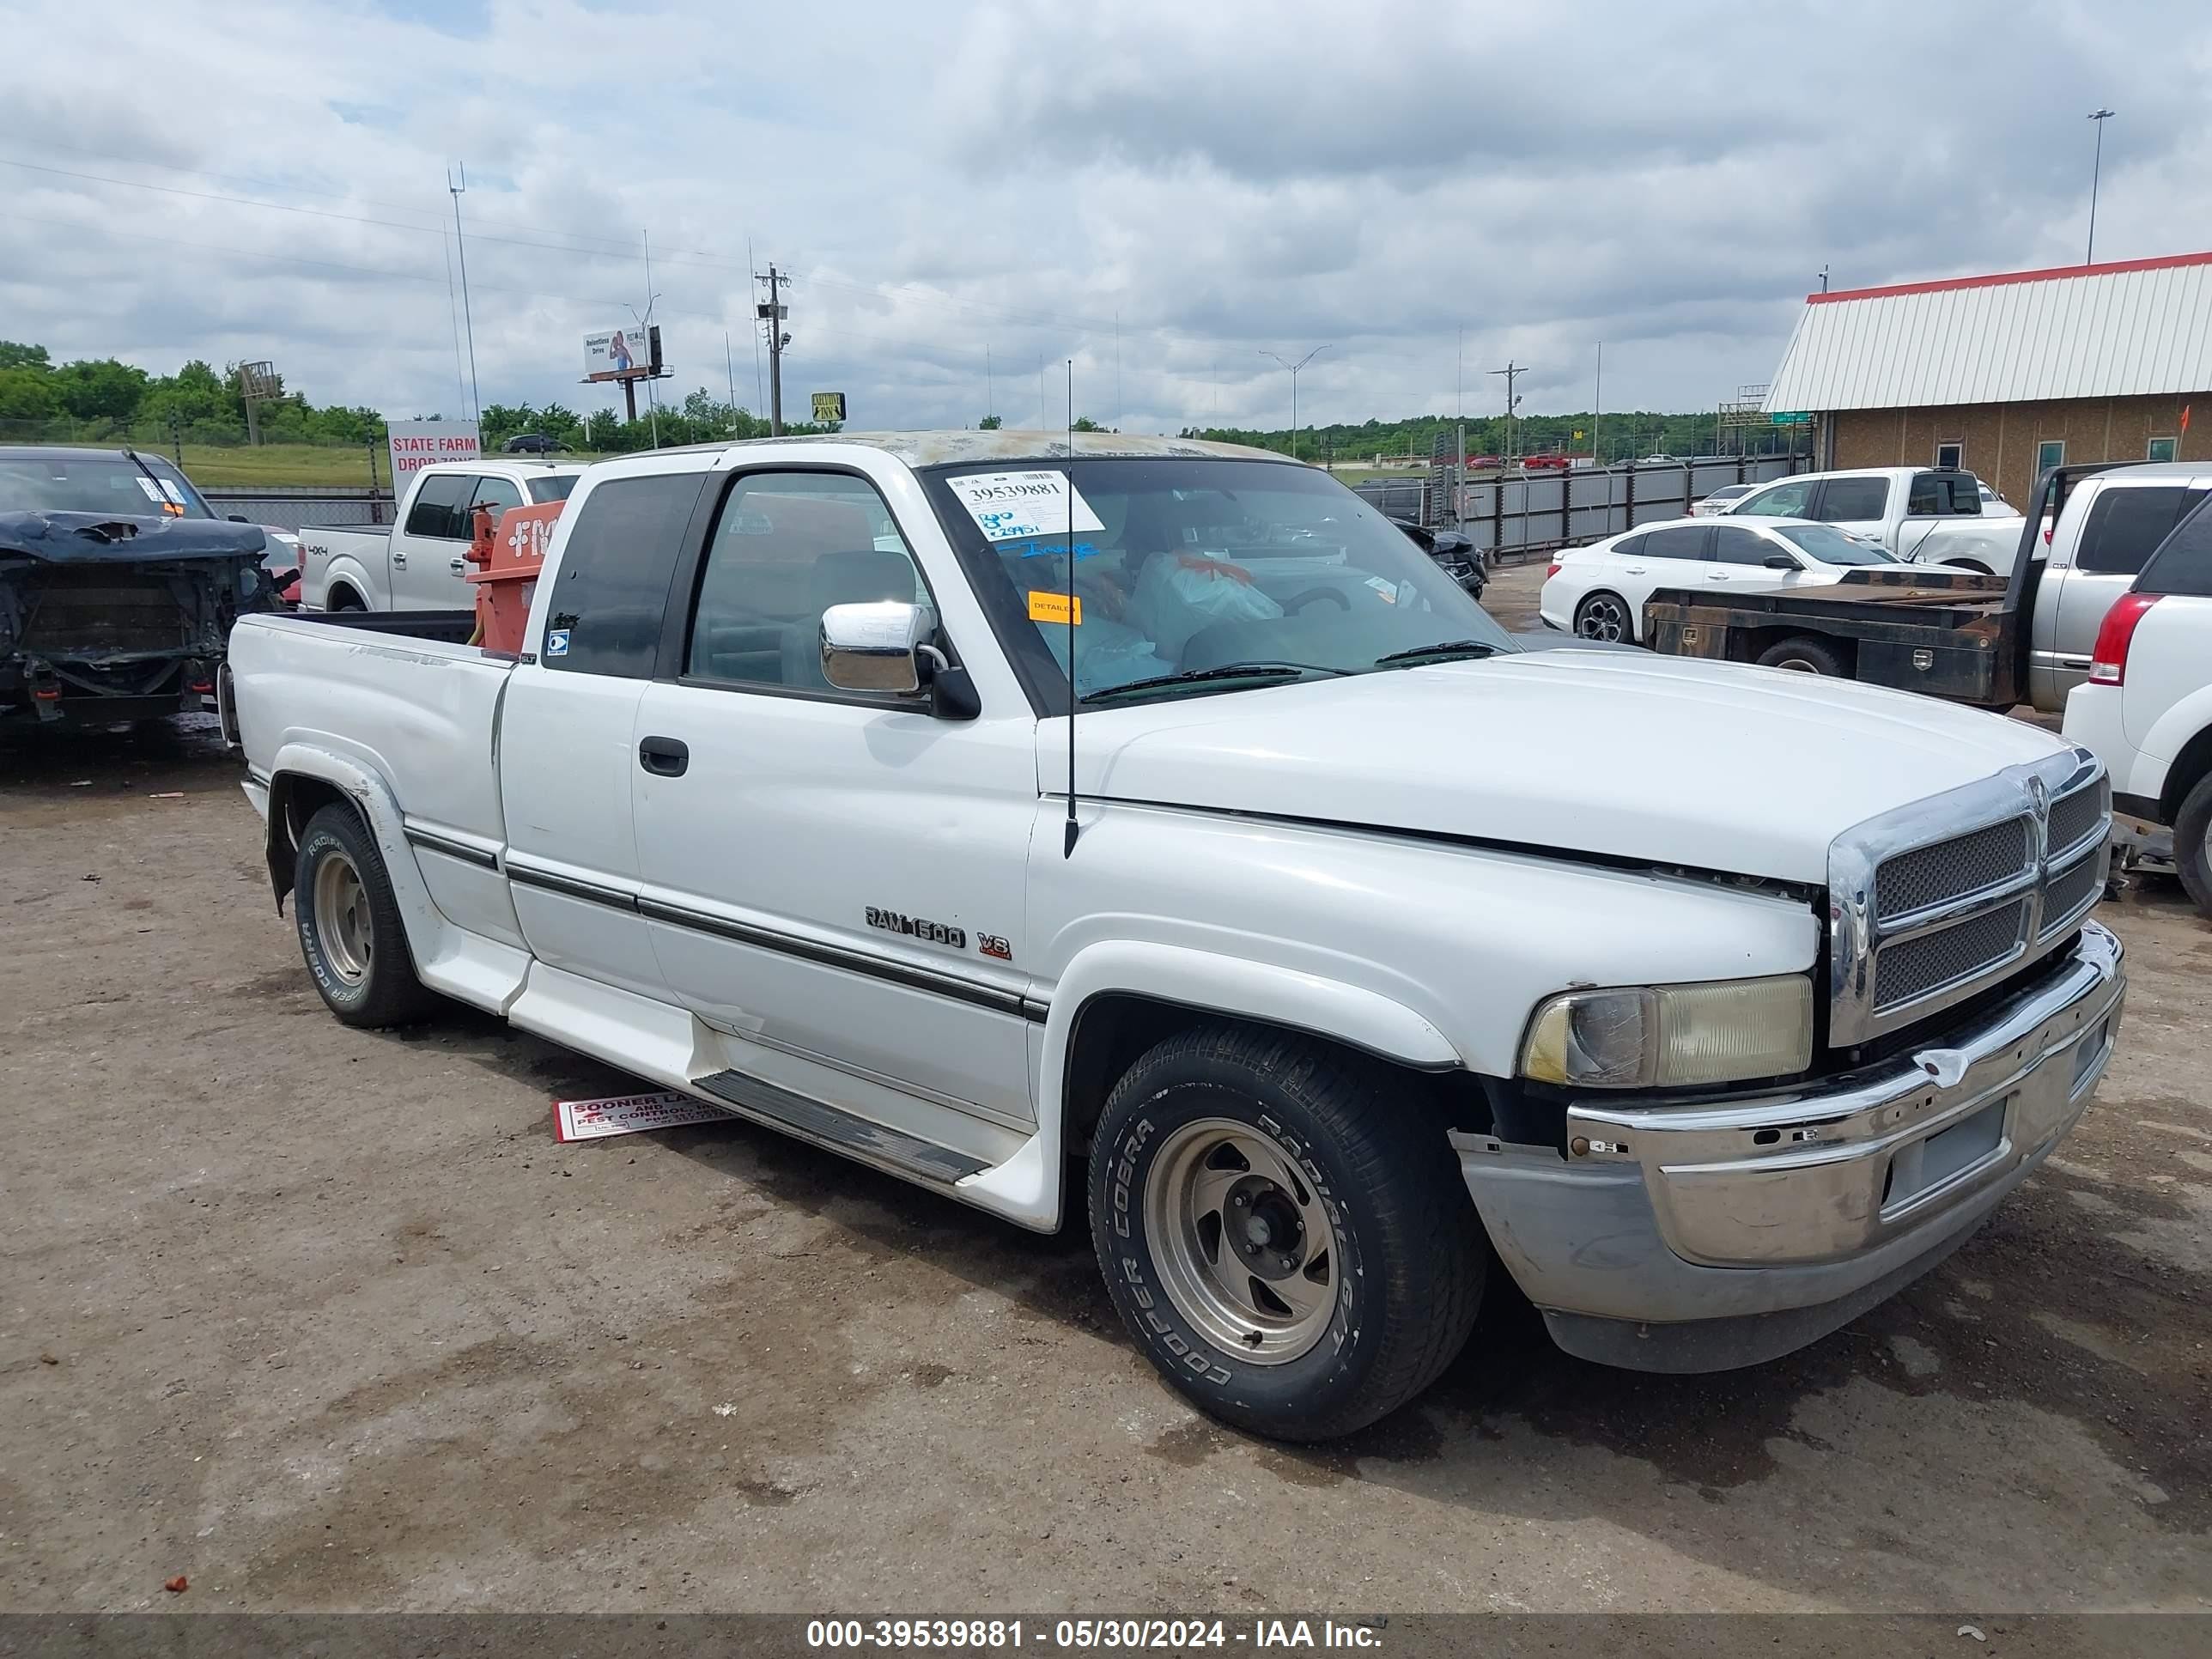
[315,551,378,610]
[960,939,1465,1232]
[264,743,446,971]
[2140,689,2212,814]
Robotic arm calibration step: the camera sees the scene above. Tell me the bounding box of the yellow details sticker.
[1028,591,1082,625]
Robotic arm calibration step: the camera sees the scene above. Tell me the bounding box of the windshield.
[1775,523,1897,565]
[0,453,214,519]
[923,457,1516,708]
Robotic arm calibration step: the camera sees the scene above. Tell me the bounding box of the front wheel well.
[264,772,358,909]
[1057,992,1492,1159]
[325,581,366,611]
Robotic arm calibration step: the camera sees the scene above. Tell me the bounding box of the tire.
[2175,771,2212,920]
[1756,635,1850,676]
[1573,590,1633,643]
[1088,1024,1487,1441]
[293,803,439,1027]
[326,586,364,612]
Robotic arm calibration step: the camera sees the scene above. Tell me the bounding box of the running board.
[691,1068,990,1184]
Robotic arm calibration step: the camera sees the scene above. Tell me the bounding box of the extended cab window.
[469,475,523,520]
[2138,495,2212,598]
[1816,477,1889,520]
[1907,472,1981,515]
[404,473,471,540]
[2075,484,2196,574]
[685,472,925,690]
[540,473,704,676]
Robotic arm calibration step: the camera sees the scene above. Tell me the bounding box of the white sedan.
[1690,483,1756,516]
[1540,515,1905,643]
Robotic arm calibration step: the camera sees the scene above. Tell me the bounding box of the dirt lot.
[3,585,2208,1615]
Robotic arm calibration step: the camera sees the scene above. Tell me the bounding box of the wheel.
[326,586,364,612]
[2176,771,2212,919]
[1089,1024,1488,1441]
[293,803,439,1027]
[1756,635,1850,676]
[1573,590,1632,643]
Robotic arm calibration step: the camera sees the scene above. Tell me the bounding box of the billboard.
[387,418,481,482]
[811,392,847,423]
[584,325,663,382]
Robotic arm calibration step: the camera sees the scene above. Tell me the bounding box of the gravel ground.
[3,590,2206,1615]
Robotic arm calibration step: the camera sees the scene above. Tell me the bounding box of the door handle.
[1707,569,1730,580]
[1623,565,1646,574]
[392,550,407,566]
[638,736,690,777]
[450,557,467,574]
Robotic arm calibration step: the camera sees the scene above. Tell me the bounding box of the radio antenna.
[1063,359,1079,858]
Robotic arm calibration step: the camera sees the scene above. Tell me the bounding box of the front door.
[629,465,1038,1125]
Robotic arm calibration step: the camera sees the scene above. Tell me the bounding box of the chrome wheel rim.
[1773,655,1821,672]
[1577,596,1626,641]
[1143,1116,1338,1366]
[313,852,372,986]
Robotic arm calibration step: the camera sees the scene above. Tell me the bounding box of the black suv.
[501,433,564,454]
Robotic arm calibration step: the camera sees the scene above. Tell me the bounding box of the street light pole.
[2087,108,2115,264]
[1261,345,1330,459]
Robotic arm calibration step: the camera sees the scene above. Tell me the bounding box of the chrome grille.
[1875,901,2027,1010]
[2047,786,2104,860]
[1875,817,2030,920]
[1828,749,2112,1045]
[2039,851,2106,939]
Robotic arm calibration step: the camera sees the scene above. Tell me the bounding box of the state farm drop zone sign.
[386,419,483,480]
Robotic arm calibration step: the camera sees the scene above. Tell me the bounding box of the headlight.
[1519,975,1813,1089]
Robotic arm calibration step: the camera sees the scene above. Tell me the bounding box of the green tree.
[0,368,61,420]
[0,342,51,372]
[52,358,149,422]
[978,414,1003,429]
[1072,416,1103,432]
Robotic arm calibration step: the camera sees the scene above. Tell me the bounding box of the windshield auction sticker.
[948,470,1105,544]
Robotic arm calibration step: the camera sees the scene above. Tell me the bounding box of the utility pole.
[1818,264,1831,294]
[447,165,481,425]
[1592,342,1603,464]
[2086,109,2116,264]
[986,345,994,425]
[753,264,789,434]
[724,332,738,436]
[1260,345,1330,460]
[1489,362,1528,462]
[632,230,662,448]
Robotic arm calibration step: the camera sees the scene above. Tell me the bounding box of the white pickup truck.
[1729,466,2027,574]
[229,433,2125,1441]
[300,459,583,611]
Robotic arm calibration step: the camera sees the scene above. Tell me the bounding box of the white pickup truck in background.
[299,459,583,611]
[229,432,2125,1442]
[1729,466,2027,574]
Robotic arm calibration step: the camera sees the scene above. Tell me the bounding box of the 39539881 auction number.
[805,1620,1234,1649]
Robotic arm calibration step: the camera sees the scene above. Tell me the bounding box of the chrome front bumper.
[1456,921,2124,1371]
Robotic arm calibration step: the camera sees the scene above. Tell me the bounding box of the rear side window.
[540,473,706,676]
[1711,526,1777,566]
[1609,532,1646,557]
[1906,472,1981,515]
[529,474,580,504]
[2132,493,2212,596]
[404,472,471,539]
[1817,477,1890,520]
[1641,524,1710,560]
[2075,484,2193,574]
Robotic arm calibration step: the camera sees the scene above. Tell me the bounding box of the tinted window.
[1817,477,1890,520]
[470,475,523,518]
[686,471,926,690]
[1737,478,1814,518]
[2076,484,2192,575]
[1776,524,1897,566]
[529,474,580,504]
[2138,494,2212,597]
[541,473,705,677]
[1906,472,1980,516]
[1609,532,1647,558]
[1641,524,1710,561]
[1711,526,1779,567]
[404,472,471,539]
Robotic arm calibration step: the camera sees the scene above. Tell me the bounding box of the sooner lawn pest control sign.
[552,1091,734,1142]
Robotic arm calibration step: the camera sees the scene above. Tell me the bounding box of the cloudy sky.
[4,0,2207,435]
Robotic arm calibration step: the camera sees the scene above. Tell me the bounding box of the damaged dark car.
[0,447,273,726]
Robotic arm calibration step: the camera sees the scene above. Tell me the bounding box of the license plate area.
[1882,1093,2011,1215]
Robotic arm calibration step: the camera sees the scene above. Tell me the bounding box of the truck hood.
[1057,647,2069,884]
[0,511,266,564]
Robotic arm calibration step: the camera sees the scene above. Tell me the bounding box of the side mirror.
[820,600,939,696]
[1763,553,1800,569]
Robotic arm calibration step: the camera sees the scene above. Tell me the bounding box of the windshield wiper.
[1078,660,1349,705]
[1372,639,1501,666]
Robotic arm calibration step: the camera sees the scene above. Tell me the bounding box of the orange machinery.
[463,498,567,653]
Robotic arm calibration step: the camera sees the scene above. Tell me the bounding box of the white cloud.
[3,0,2207,434]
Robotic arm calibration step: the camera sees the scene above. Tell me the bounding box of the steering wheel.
[1282,586,1352,615]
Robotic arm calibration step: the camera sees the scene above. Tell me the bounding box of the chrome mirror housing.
[820,600,938,695]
